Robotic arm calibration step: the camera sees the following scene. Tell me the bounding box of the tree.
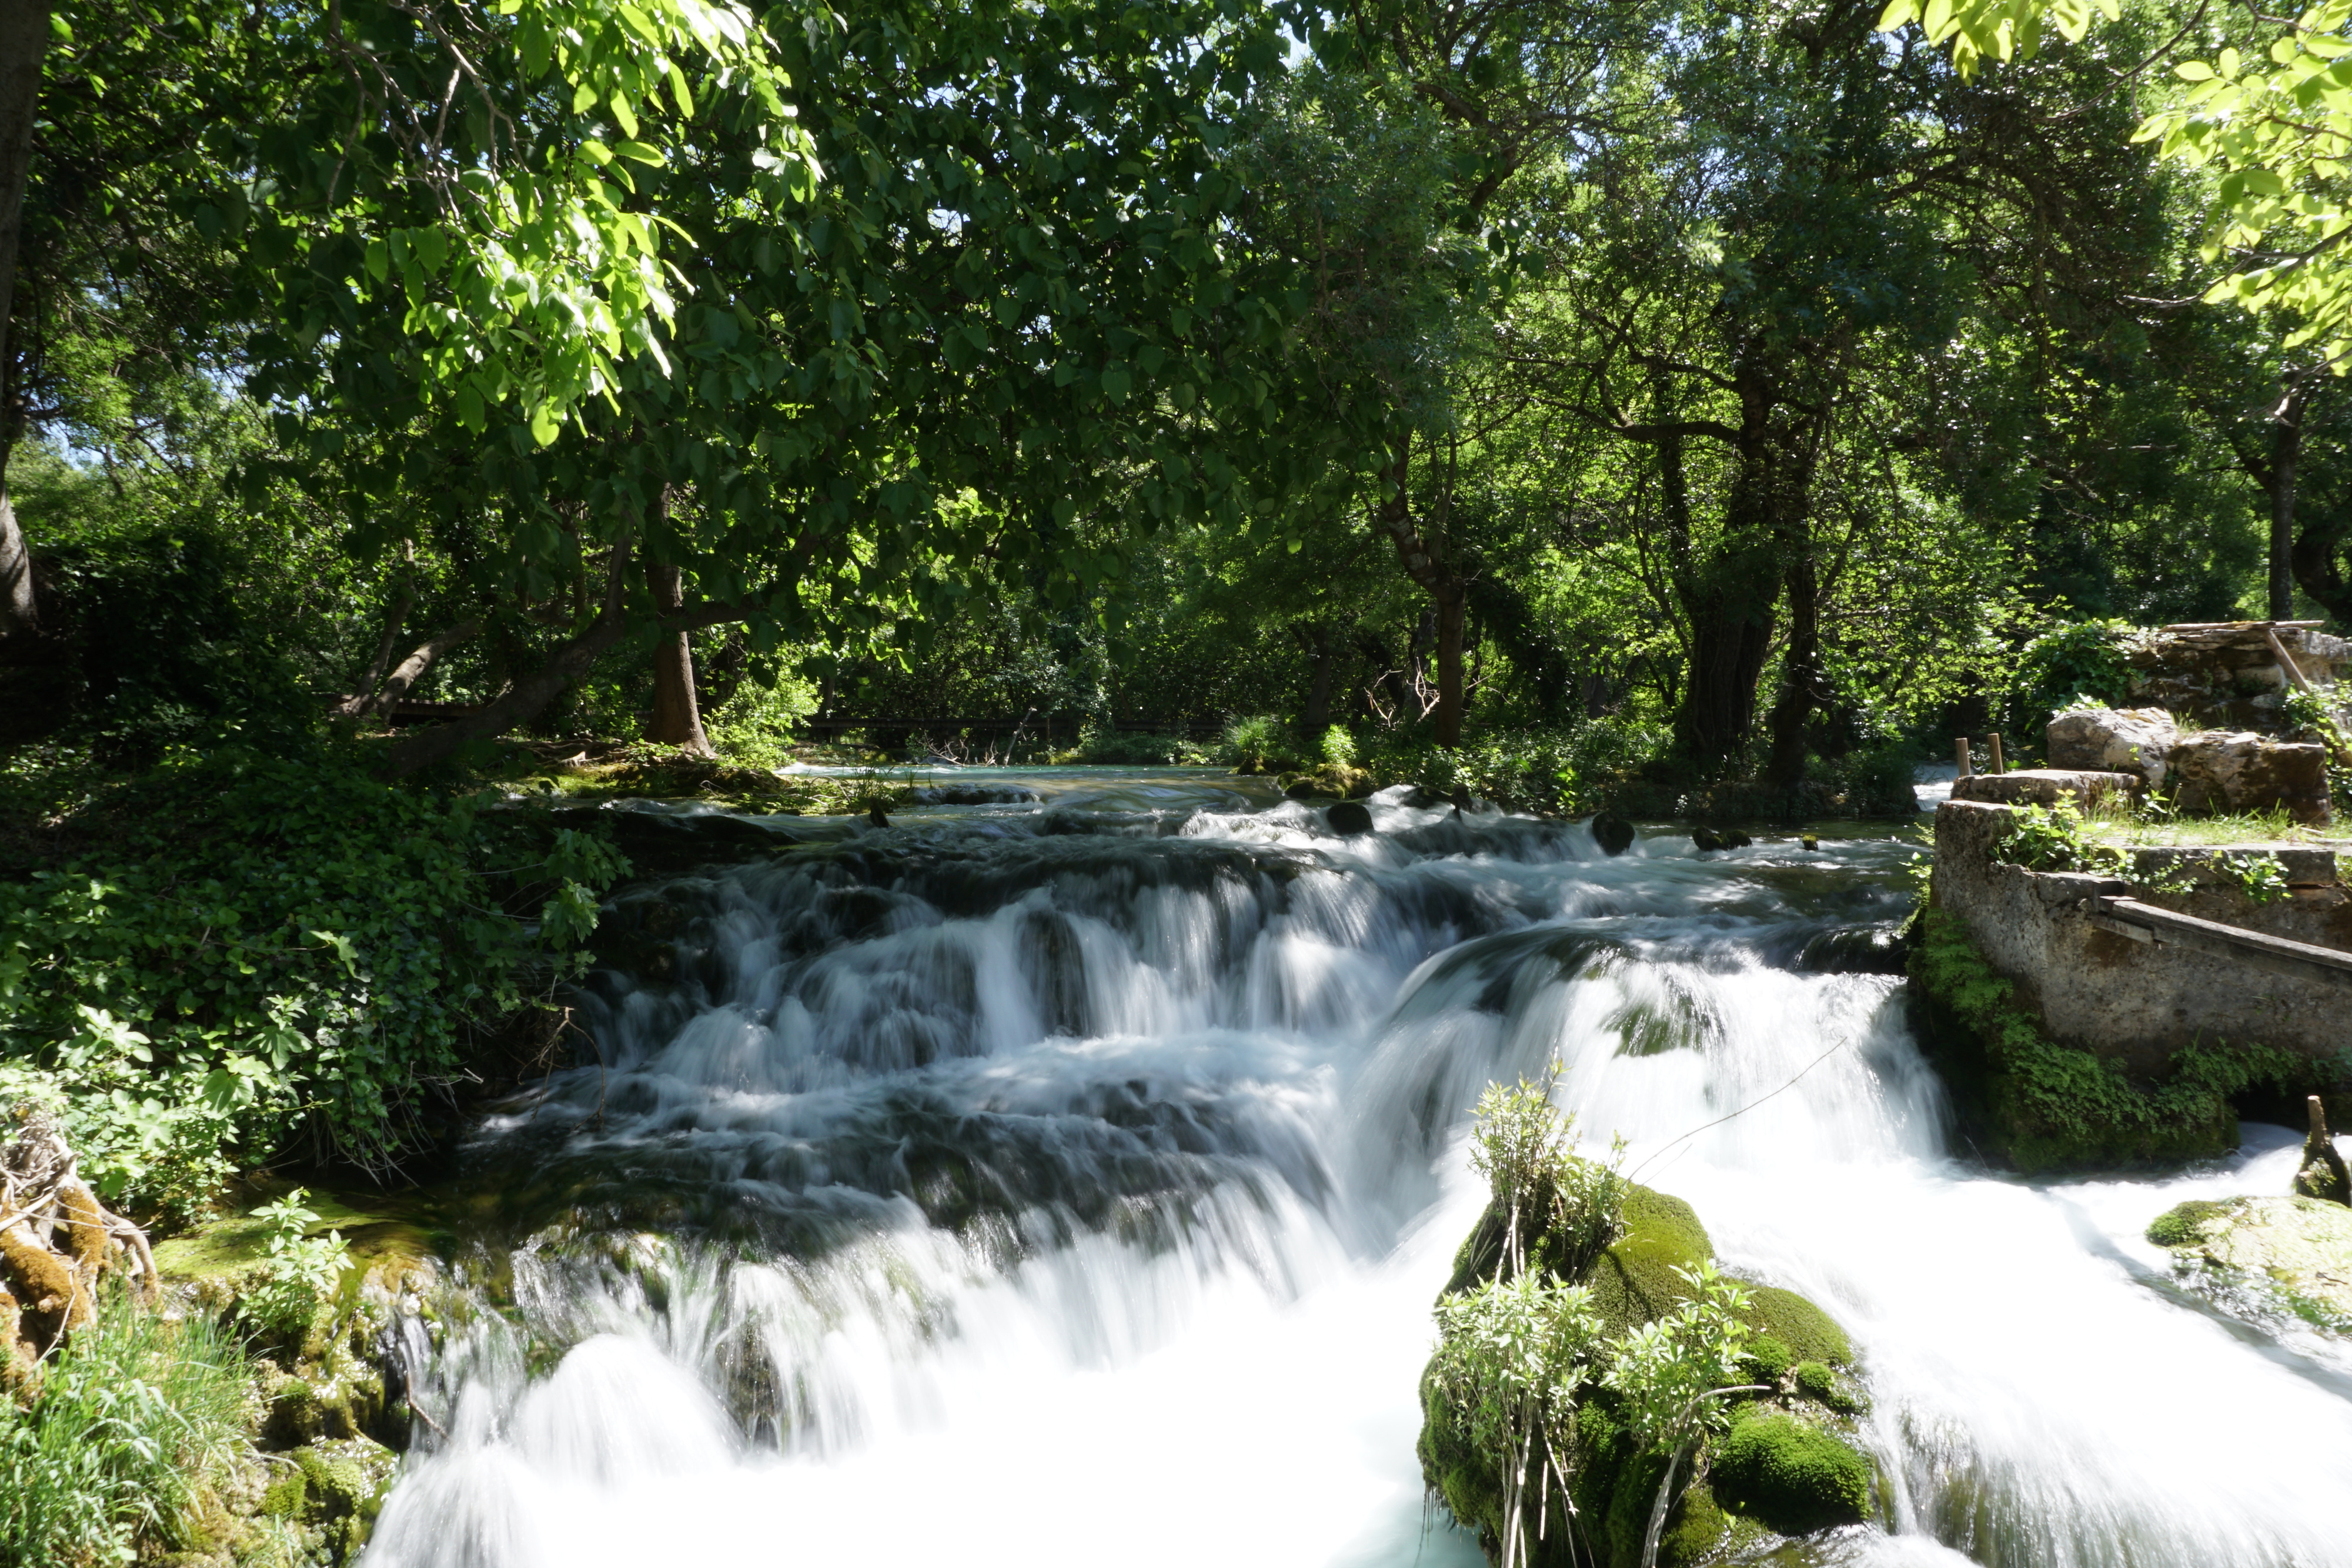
[0,0,55,637]
[219,0,1316,774]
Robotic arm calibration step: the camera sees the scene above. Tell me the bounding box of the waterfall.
[363,772,2352,1568]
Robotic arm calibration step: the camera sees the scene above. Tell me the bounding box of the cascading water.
[363,771,2352,1567]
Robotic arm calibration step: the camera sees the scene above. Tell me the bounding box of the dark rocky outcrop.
[1590,812,1636,856]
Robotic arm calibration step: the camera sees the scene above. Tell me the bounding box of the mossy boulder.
[1710,1410,1873,1533]
[1585,1186,1713,1337]
[258,1436,400,1564]
[1420,1180,1875,1567]
[2147,1193,2352,1336]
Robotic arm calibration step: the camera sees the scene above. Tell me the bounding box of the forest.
[4,0,2352,1561]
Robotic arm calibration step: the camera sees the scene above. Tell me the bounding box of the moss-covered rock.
[1710,1409,1872,1533]
[1420,1179,1876,1567]
[2147,1193,2352,1336]
[254,1436,400,1564]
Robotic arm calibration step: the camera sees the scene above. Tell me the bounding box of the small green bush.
[0,1295,252,1566]
[1219,715,1300,773]
[2004,618,2136,743]
[703,673,821,770]
[238,1189,353,1338]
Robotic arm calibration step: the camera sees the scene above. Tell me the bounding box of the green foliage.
[1317,726,1359,768]
[0,1294,253,1567]
[702,673,821,772]
[2005,618,2136,745]
[1220,716,1303,775]
[0,746,629,1207]
[1598,1262,1753,1456]
[1362,729,1585,817]
[1909,905,2296,1169]
[1468,1072,1629,1282]
[1997,800,2127,877]
[1428,1272,1608,1566]
[238,1189,353,1339]
[2213,852,2291,905]
[1072,730,1202,766]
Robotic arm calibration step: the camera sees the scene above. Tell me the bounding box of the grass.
[0,1292,255,1566]
[2067,801,2343,848]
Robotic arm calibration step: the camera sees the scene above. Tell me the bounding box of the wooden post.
[1954,737,1972,778]
[2266,627,2316,693]
[1989,733,2006,774]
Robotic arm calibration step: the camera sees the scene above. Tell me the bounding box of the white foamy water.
[365,775,2351,1567]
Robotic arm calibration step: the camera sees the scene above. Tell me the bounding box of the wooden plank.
[2266,627,2316,693]
[2090,895,2352,989]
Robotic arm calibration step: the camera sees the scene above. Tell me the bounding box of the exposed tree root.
[0,1105,155,1379]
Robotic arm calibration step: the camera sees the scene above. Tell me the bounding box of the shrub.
[1219,715,1301,774]
[1075,728,1195,765]
[703,674,821,771]
[238,1189,353,1338]
[2004,618,2135,743]
[0,1293,252,1566]
[0,744,629,1208]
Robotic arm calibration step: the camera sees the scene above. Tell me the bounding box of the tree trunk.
[0,0,53,639]
[2269,389,2306,624]
[644,561,713,754]
[1301,626,1335,736]
[379,613,633,778]
[1433,586,1466,748]
[336,618,480,718]
[1763,548,1819,785]
[0,473,31,640]
[1375,439,1470,748]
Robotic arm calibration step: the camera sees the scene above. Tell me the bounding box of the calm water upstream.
[362,770,2352,1568]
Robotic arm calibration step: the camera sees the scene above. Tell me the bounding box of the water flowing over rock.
[352,772,2352,1568]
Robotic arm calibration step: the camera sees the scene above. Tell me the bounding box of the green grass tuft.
[0,1293,253,1566]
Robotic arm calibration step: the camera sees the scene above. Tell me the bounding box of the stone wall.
[1932,800,2351,1073]
[2124,621,2351,734]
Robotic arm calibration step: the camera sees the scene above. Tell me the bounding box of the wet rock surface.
[2147,1192,2352,1337]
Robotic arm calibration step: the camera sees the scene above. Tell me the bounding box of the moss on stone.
[1742,1334,1794,1386]
[1907,903,2293,1172]
[2147,1198,2232,1248]
[1586,1185,1713,1338]
[1421,1175,1875,1567]
[1744,1285,1853,1369]
[1709,1410,1873,1534]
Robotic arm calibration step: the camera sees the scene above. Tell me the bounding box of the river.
[362,770,2352,1567]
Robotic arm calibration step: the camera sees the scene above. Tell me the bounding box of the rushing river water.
[364,770,2352,1568]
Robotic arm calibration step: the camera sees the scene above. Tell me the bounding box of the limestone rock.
[1326,800,1375,837]
[1950,768,2140,810]
[2046,707,2181,789]
[2167,732,2331,824]
[2147,1193,2352,1335]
